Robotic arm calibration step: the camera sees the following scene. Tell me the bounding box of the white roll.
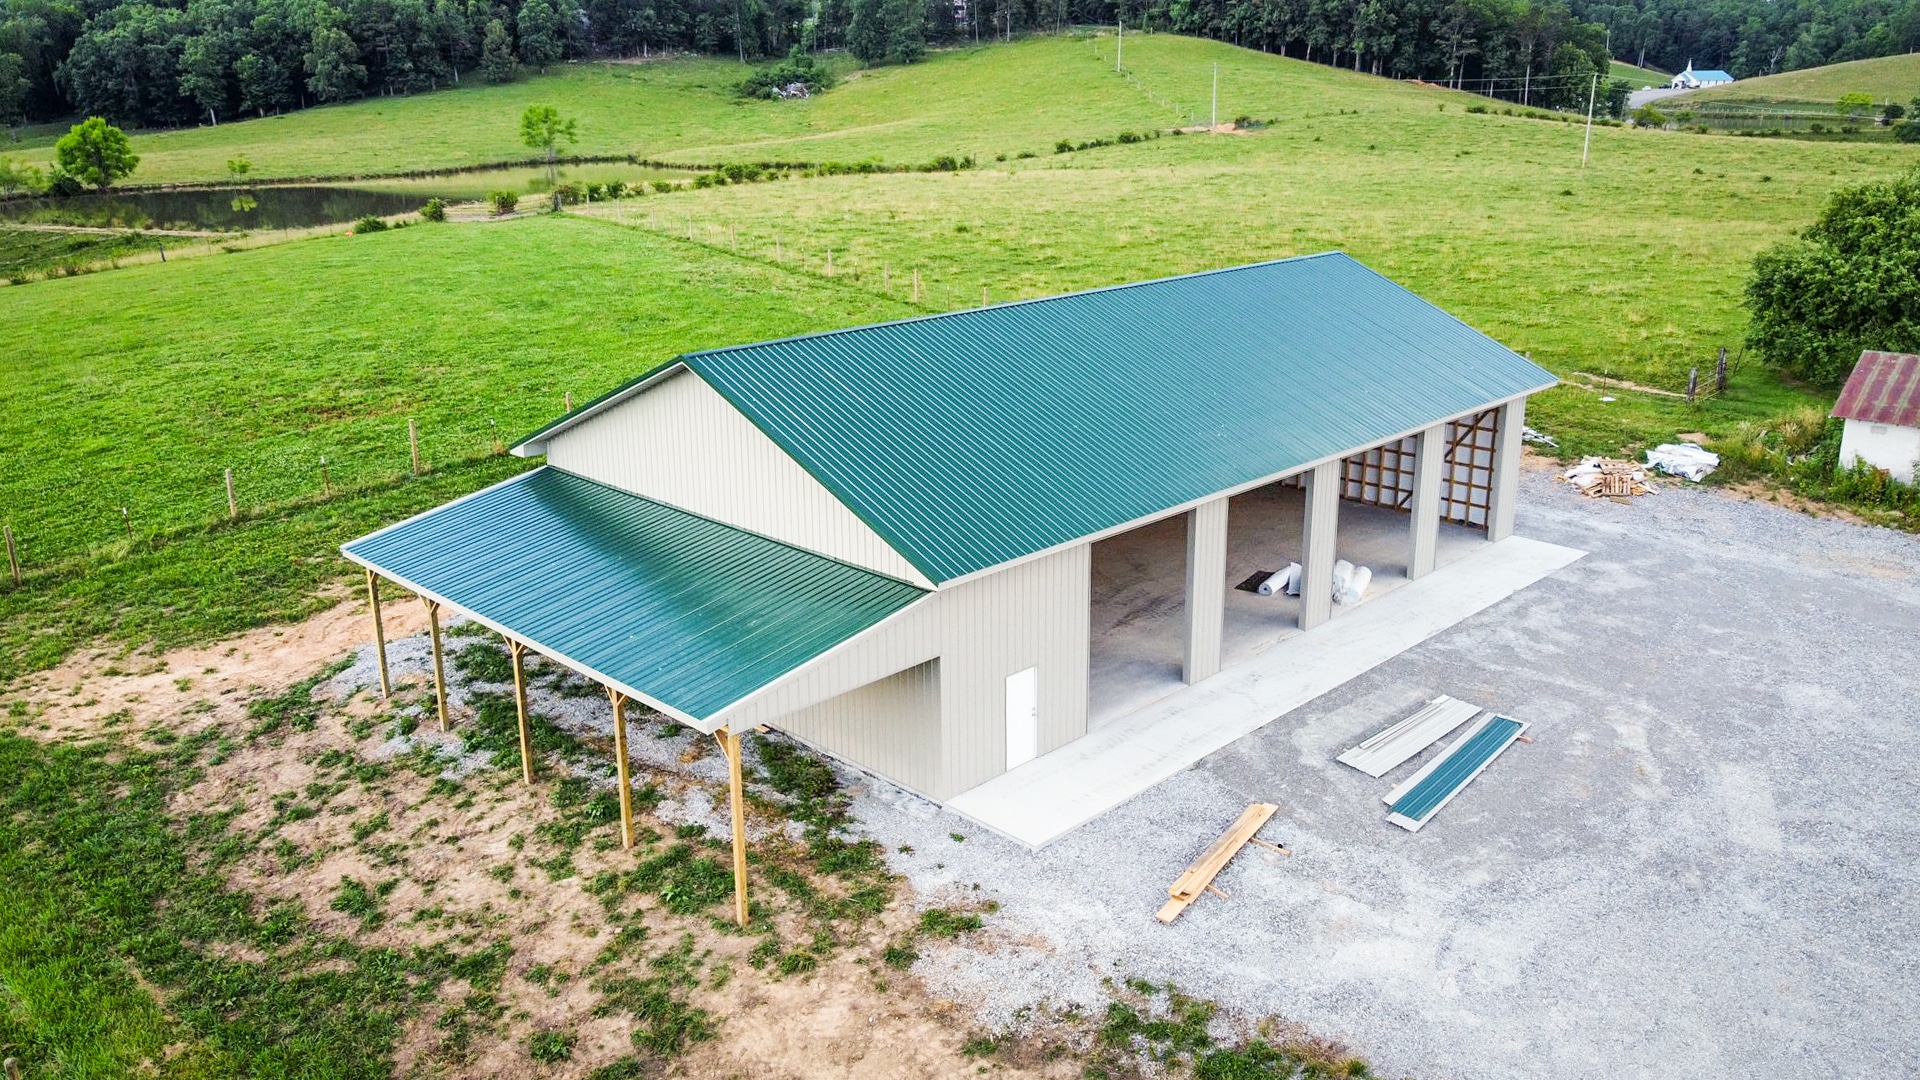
[1336,565,1373,605]
[1257,562,1301,597]
[1332,559,1355,597]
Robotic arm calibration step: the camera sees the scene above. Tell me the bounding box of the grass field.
[1670,52,1920,106]
[1610,60,1669,88]
[10,40,1180,186]
[0,227,168,276]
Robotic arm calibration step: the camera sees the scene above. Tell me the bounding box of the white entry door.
[1005,667,1039,770]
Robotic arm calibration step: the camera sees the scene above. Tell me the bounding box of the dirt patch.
[3,591,417,744]
[4,604,1073,1079]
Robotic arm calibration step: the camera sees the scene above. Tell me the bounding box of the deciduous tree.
[53,115,138,190]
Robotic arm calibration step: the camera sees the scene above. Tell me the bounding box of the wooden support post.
[224,468,237,519]
[509,639,534,784]
[425,598,449,731]
[718,727,750,926]
[366,569,391,698]
[609,688,636,849]
[3,525,18,586]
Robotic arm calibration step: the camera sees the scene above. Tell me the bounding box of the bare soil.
[6,598,1069,1079]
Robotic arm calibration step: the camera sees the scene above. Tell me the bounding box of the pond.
[0,164,705,232]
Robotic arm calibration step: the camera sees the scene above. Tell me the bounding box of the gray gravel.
[842,471,1920,1079]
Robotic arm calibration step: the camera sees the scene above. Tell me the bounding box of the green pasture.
[1610,60,1668,88]
[1669,52,1920,106]
[9,38,1179,185]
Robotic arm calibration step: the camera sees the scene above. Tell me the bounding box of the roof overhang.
[341,466,927,730]
[511,362,691,458]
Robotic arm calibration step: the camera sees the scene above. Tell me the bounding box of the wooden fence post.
[321,456,333,496]
[1715,346,1728,394]
[1686,366,1699,404]
[224,468,237,519]
[409,419,421,475]
[4,525,19,586]
[121,507,132,543]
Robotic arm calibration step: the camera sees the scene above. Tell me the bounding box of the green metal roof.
[519,253,1556,583]
[341,468,926,723]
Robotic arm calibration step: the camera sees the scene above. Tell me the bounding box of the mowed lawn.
[0,215,915,676]
[10,38,1175,185]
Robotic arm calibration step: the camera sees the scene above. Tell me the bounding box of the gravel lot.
[849,469,1920,1079]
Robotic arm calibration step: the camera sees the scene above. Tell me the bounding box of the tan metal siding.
[775,660,942,798]
[934,544,1091,797]
[544,368,929,586]
[722,543,1091,800]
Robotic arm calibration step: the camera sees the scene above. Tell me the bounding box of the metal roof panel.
[1832,350,1920,428]
[341,468,926,720]
[682,253,1556,581]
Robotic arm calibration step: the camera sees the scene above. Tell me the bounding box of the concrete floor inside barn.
[1089,482,1488,727]
[847,464,1920,1080]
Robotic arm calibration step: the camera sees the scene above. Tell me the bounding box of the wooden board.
[1155,802,1279,924]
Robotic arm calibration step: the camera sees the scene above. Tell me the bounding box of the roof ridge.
[680,251,1350,363]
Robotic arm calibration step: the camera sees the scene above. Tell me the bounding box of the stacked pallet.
[1560,457,1655,498]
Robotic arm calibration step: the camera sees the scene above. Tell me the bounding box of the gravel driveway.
[848,468,1920,1079]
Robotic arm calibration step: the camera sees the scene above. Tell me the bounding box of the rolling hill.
[1669,52,1920,106]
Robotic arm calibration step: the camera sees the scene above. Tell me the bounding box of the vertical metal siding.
[1487,399,1525,541]
[1408,425,1444,579]
[721,543,1091,800]
[545,368,928,586]
[1182,499,1227,683]
[1299,462,1340,630]
[774,660,942,798]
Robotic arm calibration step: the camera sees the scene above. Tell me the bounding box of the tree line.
[1573,0,1920,82]
[1,0,1914,132]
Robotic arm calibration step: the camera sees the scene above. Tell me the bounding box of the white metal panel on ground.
[1336,695,1482,778]
[1383,713,1529,832]
[945,535,1585,848]
[544,367,930,586]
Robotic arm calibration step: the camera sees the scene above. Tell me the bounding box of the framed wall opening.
[1087,514,1190,729]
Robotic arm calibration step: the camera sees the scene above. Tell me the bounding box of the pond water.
[0,164,705,231]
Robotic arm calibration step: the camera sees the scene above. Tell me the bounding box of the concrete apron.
[944,535,1586,848]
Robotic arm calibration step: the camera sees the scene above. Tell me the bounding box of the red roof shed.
[1832,351,1920,428]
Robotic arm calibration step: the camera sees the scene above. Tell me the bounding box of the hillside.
[1670,52,1920,105]
[1610,60,1668,88]
[11,40,1187,186]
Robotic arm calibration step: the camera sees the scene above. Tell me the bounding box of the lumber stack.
[1156,802,1282,924]
[1559,457,1655,498]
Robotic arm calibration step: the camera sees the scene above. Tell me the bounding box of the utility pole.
[1582,73,1598,167]
[1117,17,1122,72]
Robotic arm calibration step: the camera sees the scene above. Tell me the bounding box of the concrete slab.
[1089,485,1485,726]
[947,534,1585,847]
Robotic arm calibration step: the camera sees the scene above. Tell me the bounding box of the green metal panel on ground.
[516,253,1555,584]
[341,467,927,722]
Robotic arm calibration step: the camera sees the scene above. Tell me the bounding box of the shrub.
[351,214,387,233]
[1895,120,1920,144]
[739,48,835,99]
[1809,122,1827,133]
[488,189,519,215]
[1745,171,1920,386]
[1465,103,1488,114]
[419,197,446,222]
[552,181,584,204]
[1055,139,1074,153]
[652,179,678,194]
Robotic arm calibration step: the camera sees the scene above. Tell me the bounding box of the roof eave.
[509,361,691,457]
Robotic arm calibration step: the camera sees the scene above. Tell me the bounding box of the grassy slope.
[612,34,1917,449]
[0,216,914,677]
[1610,60,1668,88]
[12,40,1171,185]
[1671,52,1920,105]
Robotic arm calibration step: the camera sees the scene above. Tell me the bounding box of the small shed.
[1833,350,1920,484]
